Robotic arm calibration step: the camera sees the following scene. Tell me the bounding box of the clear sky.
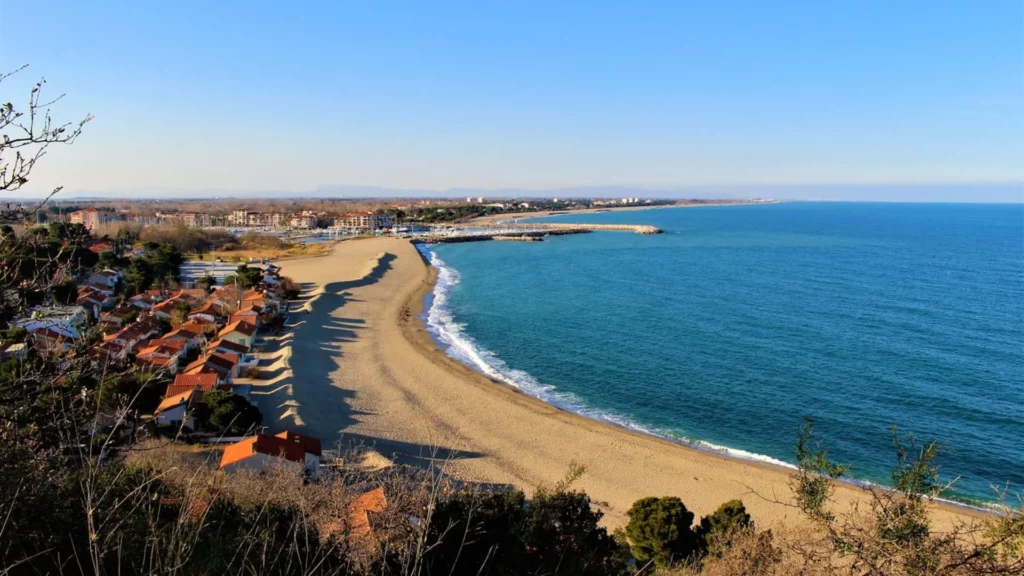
[1,1,1021,199]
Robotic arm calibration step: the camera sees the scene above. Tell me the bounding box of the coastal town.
[3,232,333,474]
[47,196,765,235]
[0,196,700,541]
[3,2,1020,571]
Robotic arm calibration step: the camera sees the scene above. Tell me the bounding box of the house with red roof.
[154,389,202,429]
[129,291,167,310]
[187,300,227,324]
[163,324,206,354]
[28,328,77,358]
[229,308,260,328]
[86,269,122,296]
[207,338,249,356]
[150,297,186,322]
[183,351,239,382]
[166,373,229,397]
[84,239,115,254]
[219,431,322,479]
[136,342,184,373]
[218,320,256,350]
[104,318,162,351]
[78,287,116,314]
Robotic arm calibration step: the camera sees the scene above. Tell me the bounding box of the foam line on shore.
[415,245,1001,514]
[417,244,798,472]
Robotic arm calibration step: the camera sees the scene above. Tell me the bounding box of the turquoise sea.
[421,202,1024,505]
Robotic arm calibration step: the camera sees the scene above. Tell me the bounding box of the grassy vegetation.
[200,240,335,262]
[134,224,337,262]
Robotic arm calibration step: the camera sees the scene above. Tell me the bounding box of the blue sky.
[1,1,1021,199]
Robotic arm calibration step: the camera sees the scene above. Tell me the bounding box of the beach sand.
[251,236,982,529]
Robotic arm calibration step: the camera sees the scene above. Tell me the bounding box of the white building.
[219,431,323,480]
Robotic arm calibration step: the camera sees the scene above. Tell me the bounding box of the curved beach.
[252,237,980,528]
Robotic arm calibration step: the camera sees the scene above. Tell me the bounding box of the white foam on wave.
[416,246,1013,510]
[420,244,796,472]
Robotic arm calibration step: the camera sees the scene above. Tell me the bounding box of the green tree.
[425,489,527,575]
[196,274,217,292]
[98,373,162,413]
[125,257,153,293]
[232,264,262,289]
[52,278,79,305]
[524,489,625,576]
[170,300,191,325]
[697,499,752,559]
[1,326,27,342]
[202,389,262,434]
[624,496,699,568]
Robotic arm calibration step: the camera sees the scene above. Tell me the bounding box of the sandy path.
[252,237,981,529]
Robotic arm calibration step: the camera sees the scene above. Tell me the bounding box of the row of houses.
[68,208,220,230]
[3,251,384,538]
[227,209,330,229]
[69,207,400,234]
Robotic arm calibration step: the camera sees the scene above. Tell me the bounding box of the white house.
[154,389,200,430]
[87,269,123,295]
[15,305,89,339]
[219,431,322,480]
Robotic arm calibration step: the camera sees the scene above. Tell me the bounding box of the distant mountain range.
[12,182,1023,203]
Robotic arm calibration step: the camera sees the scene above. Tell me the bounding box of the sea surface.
[421,202,1024,505]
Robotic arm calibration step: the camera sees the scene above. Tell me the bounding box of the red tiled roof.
[209,352,239,367]
[208,339,249,355]
[274,430,322,456]
[219,320,256,338]
[85,240,114,254]
[151,297,184,314]
[166,373,226,396]
[156,389,200,413]
[219,431,320,468]
[132,337,186,354]
[348,487,387,539]
[137,343,182,358]
[183,352,237,376]
[137,355,173,368]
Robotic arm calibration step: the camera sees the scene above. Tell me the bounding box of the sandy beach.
[251,236,982,529]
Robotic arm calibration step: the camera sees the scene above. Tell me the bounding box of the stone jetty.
[452,222,663,235]
[416,228,591,244]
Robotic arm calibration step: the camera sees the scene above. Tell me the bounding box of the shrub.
[697,499,752,559]
[526,489,626,575]
[202,389,262,434]
[624,496,699,568]
[424,489,527,574]
[97,373,163,413]
[51,278,78,305]
[423,487,626,576]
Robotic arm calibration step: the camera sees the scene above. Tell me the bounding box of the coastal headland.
[254,236,982,529]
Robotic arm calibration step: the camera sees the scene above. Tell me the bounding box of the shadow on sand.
[251,252,483,471]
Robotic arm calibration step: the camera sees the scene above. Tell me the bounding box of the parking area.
[179,261,267,287]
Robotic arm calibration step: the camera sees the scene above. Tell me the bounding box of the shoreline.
[267,237,989,529]
[466,199,782,226]
[411,243,998,518]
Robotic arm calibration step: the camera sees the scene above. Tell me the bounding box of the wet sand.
[251,237,982,528]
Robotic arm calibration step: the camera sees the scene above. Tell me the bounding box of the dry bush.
[239,232,289,249]
[140,224,236,253]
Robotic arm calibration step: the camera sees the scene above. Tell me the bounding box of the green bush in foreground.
[201,389,263,434]
[625,496,700,568]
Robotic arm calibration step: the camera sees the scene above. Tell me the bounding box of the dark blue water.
[423,203,1024,504]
